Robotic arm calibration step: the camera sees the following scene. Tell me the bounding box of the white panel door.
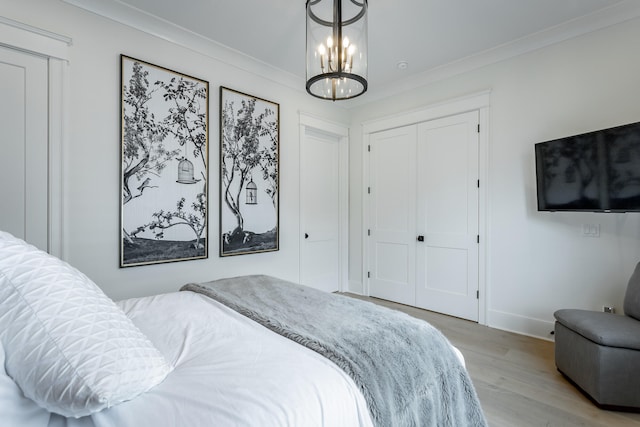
[368,125,417,305]
[415,111,479,321]
[0,46,48,251]
[300,129,341,292]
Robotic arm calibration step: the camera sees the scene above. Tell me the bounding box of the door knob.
[417,235,424,242]
[305,233,309,239]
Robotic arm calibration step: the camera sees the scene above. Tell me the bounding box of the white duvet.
[2,291,374,427]
[2,290,468,427]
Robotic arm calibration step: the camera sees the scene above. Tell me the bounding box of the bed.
[0,231,487,427]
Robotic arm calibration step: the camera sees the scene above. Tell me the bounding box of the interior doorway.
[0,45,49,251]
[362,92,490,324]
[299,114,349,293]
[0,19,69,257]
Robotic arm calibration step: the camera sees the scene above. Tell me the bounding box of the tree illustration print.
[120,56,208,266]
[220,87,279,256]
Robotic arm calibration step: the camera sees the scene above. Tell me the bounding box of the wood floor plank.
[342,293,640,427]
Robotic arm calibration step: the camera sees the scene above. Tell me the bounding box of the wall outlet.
[582,224,600,237]
[603,306,615,314]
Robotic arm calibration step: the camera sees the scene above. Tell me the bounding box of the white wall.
[348,17,640,339]
[1,0,349,301]
[4,1,640,340]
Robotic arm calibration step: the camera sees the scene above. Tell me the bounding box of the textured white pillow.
[0,231,172,417]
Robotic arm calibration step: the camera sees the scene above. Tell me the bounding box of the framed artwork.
[120,55,209,267]
[220,87,279,256]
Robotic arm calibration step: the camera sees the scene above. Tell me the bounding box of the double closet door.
[368,111,480,321]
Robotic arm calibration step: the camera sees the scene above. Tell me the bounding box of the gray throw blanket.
[181,275,487,427]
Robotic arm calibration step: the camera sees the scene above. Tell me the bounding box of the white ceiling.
[69,0,639,101]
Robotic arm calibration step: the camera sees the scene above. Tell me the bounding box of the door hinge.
[477,179,480,188]
[368,187,371,194]
[367,271,371,278]
[476,290,480,299]
[477,235,480,244]
[477,124,480,133]
[367,229,371,236]
[368,144,371,152]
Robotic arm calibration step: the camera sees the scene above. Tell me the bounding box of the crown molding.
[62,0,640,109]
[347,0,640,108]
[61,0,304,92]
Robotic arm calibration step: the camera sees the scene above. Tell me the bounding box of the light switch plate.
[582,224,600,237]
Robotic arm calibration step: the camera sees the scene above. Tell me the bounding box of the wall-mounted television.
[535,121,640,212]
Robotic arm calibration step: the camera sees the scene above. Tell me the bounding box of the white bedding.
[45,291,374,427]
[1,233,471,427]
[1,290,468,427]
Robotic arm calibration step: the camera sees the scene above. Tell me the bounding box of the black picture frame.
[120,55,209,267]
[220,87,279,256]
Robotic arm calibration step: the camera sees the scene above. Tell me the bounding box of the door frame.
[361,91,490,325]
[0,16,71,258]
[299,112,349,292]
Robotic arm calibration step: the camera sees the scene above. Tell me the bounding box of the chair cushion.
[624,262,640,321]
[554,309,640,351]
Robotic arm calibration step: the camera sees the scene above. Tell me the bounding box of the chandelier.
[306,0,368,101]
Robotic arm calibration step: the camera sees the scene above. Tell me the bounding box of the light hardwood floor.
[343,293,640,427]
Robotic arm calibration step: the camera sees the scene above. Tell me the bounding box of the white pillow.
[0,231,172,417]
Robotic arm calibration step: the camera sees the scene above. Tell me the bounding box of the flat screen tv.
[535,121,640,212]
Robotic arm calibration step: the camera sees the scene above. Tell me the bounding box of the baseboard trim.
[341,290,556,341]
[488,309,555,342]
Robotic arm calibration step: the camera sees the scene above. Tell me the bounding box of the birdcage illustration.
[246,178,258,204]
[176,145,201,184]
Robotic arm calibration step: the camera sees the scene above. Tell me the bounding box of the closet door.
[300,128,341,292]
[0,46,49,251]
[415,111,479,321]
[368,125,417,305]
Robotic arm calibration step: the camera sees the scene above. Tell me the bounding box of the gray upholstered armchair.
[553,262,640,410]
